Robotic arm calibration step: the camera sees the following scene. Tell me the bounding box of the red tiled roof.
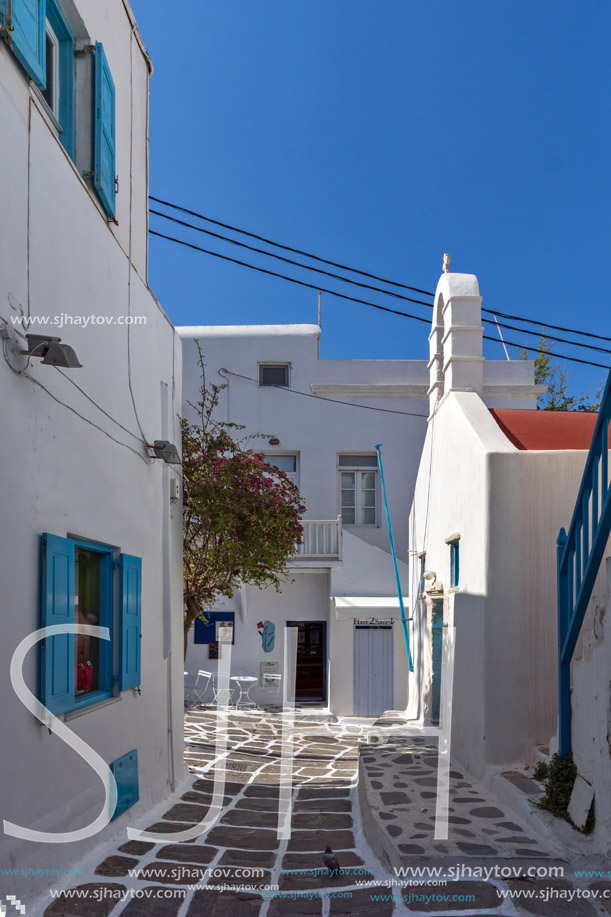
[490,409,605,451]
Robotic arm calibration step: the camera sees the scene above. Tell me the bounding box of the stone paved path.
[42,709,610,917]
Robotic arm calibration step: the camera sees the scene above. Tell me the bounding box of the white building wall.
[566,556,611,854]
[180,325,428,715]
[0,0,183,904]
[408,390,594,778]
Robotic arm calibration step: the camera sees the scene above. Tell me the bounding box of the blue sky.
[131,0,610,398]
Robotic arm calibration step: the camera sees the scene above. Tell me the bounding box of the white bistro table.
[230,675,258,708]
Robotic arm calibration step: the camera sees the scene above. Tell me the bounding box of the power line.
[480,307,611,345]
[150,209,433,309]
[219,368,429,418]
[150,229,609,371]
[149,195,433,296]
[150,210,611,358]
[150,196,611,347]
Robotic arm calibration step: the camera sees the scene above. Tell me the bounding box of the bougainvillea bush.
[182,345,305,657]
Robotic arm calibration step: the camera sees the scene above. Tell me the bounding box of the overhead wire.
[149,208,432,309]
[150,229,609,371]
[218,367,429,418]
[149,195,433,296]
[150,210,611,357]
[150,195,611,346]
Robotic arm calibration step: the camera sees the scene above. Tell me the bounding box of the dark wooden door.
[287,621,326,703]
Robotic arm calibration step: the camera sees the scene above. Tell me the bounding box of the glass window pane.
[341,492,355,509]
[362,490,375,508]
[341,472,355,488]
[75,549,101,697]
[259,364,289,386]
[361,472,376,489]
[362,508,376,525]
[264,454,296,473]
[338,455,378,467]
[342,507,355,524]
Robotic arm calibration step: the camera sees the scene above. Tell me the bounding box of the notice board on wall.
[194,611,235,645]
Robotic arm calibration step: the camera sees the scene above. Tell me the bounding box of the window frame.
[41,532,140,717]
[338,454,379,527]
[258,363,290,388]
[72,538,114,710]
[445,533,460,589]
[263,452,299,487]
[45,0,75,160]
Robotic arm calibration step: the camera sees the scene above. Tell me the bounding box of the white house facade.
[0,0,184,905]
[407,270,611,819]
[179,314,539,719]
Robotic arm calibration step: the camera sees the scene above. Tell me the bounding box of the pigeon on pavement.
[323,844,341,879]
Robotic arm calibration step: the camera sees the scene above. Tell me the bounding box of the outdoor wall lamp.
[24,334,82,368]
[268,436,280,446]
[148,440,182,465]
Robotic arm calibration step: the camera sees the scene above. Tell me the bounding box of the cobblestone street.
[43,709,610,917]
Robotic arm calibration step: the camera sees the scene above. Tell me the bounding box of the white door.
[353,625,393,716]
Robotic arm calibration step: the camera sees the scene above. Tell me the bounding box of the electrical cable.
[150,196,611,347]
[150,212,611,357]
[150,209,433,309]
[219,367,429,418]
[3,348,150,463]
[480,307,611,345]
[150,210,611,356]
[150,195,433,296]
[150,230,609,371]
[56,368,145,442]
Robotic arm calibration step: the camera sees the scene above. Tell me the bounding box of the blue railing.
[557,368,611,757]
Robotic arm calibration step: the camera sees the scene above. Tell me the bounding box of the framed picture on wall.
[208,642,220,660]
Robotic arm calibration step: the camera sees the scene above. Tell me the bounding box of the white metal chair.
[263,673,282,709]
[211,676,236,706]
[186,669,213,707]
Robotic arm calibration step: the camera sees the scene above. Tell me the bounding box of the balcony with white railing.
[292,515,342,562]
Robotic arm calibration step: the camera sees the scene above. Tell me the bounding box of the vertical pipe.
[557,528,571,757]
[374,444,413,671]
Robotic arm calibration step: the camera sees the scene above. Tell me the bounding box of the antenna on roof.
[492,313,511,360]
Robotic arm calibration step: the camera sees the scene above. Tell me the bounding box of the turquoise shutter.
[41,533,75,714]
[93,42,116,219]
[0,1,6,29]
[120,554,141,690]
[11,0,46,88]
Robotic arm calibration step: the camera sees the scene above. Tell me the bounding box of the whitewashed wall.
[0,0,183,905]
[567,556,611,854]
[408,391,593,777]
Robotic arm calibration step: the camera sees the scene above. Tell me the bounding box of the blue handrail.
[557,368,611,756]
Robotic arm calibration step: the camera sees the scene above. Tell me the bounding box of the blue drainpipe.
[374,444,413,672]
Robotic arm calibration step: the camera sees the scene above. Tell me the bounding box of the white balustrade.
[294,516,342,560]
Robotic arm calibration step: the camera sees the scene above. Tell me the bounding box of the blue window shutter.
[41,533,75,714]
[0,1,6,29]
[11,0,46,88]
[120,554,141,690]
[94,42,116,219]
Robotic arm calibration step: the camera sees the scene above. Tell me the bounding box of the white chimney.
[428,272,483,414]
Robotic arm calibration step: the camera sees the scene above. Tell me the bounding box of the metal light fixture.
[25,334,82,368]
[149,440,182,465]
[268,436,280,446]
[422,571,437,582]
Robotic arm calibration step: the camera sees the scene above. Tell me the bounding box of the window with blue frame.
[41,533,142,715]
[450,541,459,588]
[1,1,117,216]
[42,0,75,159]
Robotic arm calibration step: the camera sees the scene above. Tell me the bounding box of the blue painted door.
[431,600,443,725]
[354,625,393,716]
